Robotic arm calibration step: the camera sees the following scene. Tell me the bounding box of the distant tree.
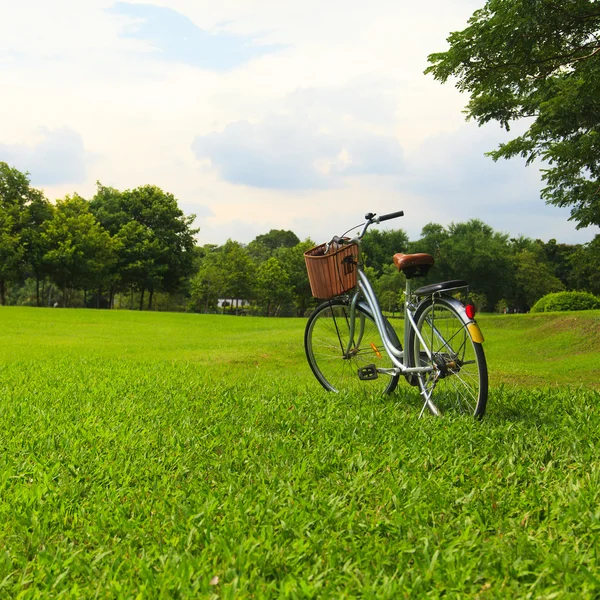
[426,0,600,229]
[411,220,512,310]
[189,246,224,312]
[42,195,115,307]
[220,240,255,314]
[0,163,47,305]
[0,211,23,306]
[514,248,564,310]
[253,229,300,251]
[90,183,198,309]
[248,230,302,266]
[444,220,512,309]
[247,239,272,265]
[376,263,405,315]
[113,220,163,310]
[256,257,291,316]
[22,194,54,306]
[540,238,580,290]
[409,223,451,278]
[89,183,128,236]
[275,240,315,316]
[362,229,409,275]
[570,235,600,295]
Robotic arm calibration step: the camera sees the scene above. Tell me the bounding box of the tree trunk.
[36,276,40,307]
[110,286,115,309]
[139,288,145,311]
[0,279,5,306]
[97,287,102,309]
[148,288,154,311]
[62,281,67,308]
[267,299,271,317]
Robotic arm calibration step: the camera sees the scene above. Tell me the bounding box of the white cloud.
[0,127,88,185]
[191,111,405,189]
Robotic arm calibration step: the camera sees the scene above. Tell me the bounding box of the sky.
[1,0,598,247]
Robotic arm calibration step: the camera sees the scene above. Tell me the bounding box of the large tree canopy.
[90,183,198,308]
[0,162,48,305]
[426,0,600,228]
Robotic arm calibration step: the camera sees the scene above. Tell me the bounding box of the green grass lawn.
[0,307,599,597]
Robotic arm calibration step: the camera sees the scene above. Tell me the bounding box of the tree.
[0,163,47,305]
[220,240,255,314]
[411,220,512,310]
[253,229,300,251]
[514,248,564,309]
[21,194,54,306]
[540,238,580,290]
[256,257,291,316]
[376,263,405,315]
[91,183,198,309]
[189,246,225,312]
[426,0,600,228]
[362,229,409,275]
[275,240,315,316]
[114,220,164,310]
[570,235,600,295]
[0,212,23,306]
[42,195,115,307]
[409,223,452,281]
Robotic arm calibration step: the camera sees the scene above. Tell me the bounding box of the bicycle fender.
[467,323,484,344]
[439,296,485,344]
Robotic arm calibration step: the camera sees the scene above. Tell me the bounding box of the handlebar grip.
[378,210,404,222]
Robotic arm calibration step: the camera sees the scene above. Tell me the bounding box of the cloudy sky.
[1,0,598,246]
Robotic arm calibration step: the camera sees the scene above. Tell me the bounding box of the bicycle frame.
[344,267,435,379]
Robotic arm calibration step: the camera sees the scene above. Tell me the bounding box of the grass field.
[0,307,599,598]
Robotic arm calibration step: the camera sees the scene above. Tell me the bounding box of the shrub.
[531,291,600,313]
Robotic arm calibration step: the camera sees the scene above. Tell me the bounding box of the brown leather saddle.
[393,253,434,279]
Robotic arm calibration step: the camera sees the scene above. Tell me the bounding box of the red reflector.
[465,303,476,319]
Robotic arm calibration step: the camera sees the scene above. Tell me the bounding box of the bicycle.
[303,211,488,418]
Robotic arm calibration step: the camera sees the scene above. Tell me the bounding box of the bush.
[530,291,600,313]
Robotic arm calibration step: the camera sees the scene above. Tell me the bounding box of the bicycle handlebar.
[376,210,404,223]
[327,210,405,250]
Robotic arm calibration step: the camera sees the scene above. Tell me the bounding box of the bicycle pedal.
[358,364,378,380]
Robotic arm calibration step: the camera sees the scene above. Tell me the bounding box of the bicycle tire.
[305,298,400,394]
[407,296,488,418]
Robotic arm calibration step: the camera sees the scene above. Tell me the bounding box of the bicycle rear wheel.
[305,299,400,394]
[408,297,488,418]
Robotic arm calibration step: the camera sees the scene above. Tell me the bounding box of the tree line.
[1,161,599,315]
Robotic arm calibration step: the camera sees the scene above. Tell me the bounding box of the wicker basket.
[304,242,358,299]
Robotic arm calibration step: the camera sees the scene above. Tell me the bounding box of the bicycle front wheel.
[305,299,400,395]
[409,297,488,418]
